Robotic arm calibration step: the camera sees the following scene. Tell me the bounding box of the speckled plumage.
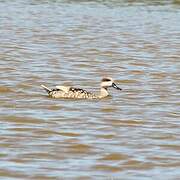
[49,87,97,99]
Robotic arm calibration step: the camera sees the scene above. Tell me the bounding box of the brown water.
[0,0,180,179]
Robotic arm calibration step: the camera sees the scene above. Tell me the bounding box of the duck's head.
[101,77,122,90]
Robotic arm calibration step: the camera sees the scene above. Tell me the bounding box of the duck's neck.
[99,87,109,98]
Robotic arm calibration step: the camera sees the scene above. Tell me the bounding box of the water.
[0,0,180,179]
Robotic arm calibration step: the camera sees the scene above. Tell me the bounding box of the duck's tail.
[41,84,52,93]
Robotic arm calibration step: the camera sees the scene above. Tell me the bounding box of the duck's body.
[41,77,121,99]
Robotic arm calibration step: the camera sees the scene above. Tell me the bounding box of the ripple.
[99,153,129,161]
[0,86,14,93]
[92,164,123,172]
[0,169,26,179]
[67,144,93,154]
[123,160,154,170]
[2,116,43,124]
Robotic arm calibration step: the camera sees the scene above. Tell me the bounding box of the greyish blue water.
[0,0,180,179]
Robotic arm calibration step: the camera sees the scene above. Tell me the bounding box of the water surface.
[0,0,180,179]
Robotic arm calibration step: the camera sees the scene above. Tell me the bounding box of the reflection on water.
[0,0,180,179]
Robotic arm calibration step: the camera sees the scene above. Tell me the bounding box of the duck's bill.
[112,83,122,90]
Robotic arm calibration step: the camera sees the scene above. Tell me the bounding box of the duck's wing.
[69,87,96,97]
[56,86,94,95]
[69,87,89,93]
[55,85,71,93]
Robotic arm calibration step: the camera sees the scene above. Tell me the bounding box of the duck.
[41,77,122,99]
